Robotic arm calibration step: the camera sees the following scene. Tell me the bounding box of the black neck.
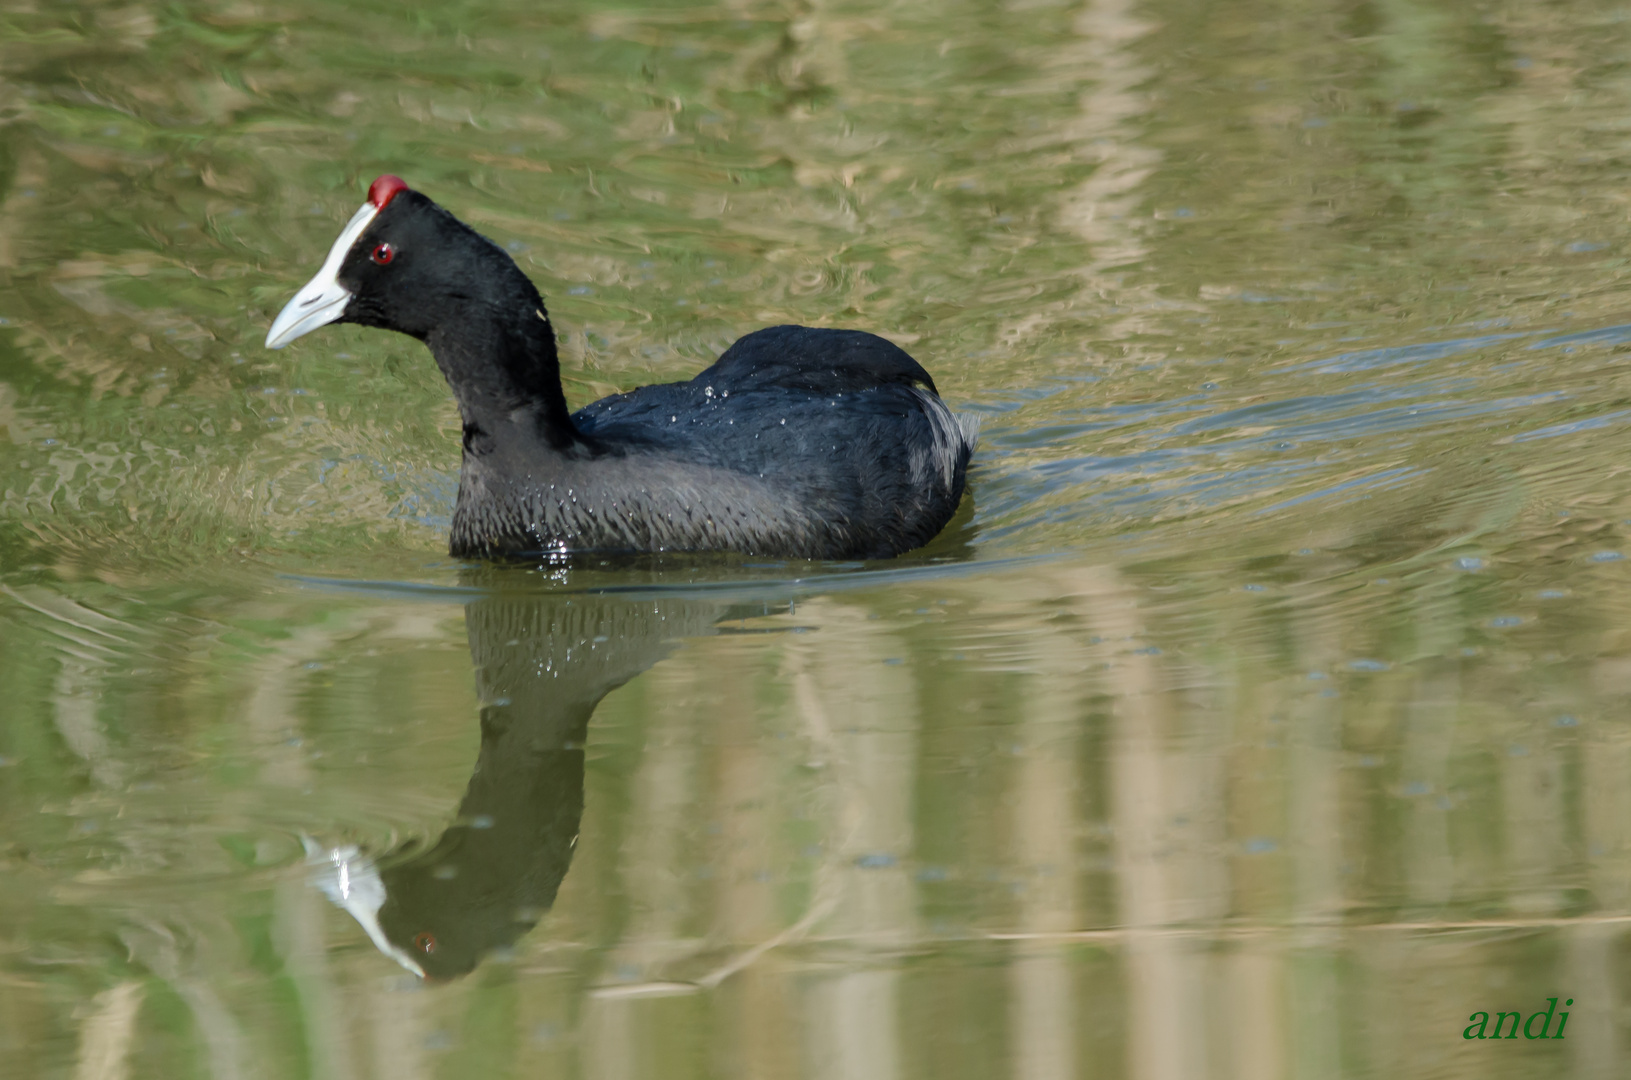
[425,303,581,452]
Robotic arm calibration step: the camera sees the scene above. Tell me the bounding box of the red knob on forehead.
[368,174,409,210]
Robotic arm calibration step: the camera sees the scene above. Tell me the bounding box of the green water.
[4,0,1631,1076]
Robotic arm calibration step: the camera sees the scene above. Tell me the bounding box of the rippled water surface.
[6,1,1631,1077]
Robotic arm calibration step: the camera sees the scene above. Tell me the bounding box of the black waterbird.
[267,176,978,559]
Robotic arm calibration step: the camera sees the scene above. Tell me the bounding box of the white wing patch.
[908,386,977,491]
[956,410,982,448]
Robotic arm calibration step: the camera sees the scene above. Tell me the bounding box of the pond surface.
[4,0,1631,1077]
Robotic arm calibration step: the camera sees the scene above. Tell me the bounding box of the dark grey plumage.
[456,326,978,559]
[278,181,977,559]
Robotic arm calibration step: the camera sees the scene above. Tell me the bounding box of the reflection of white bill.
[301,836,425,978]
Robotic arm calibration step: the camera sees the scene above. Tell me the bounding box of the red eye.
[371,242,395,265]
[413,931,437,954]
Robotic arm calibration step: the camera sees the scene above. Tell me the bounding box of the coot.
[266,176,977,559]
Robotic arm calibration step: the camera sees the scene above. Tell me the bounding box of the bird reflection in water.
[307,573,722,980]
